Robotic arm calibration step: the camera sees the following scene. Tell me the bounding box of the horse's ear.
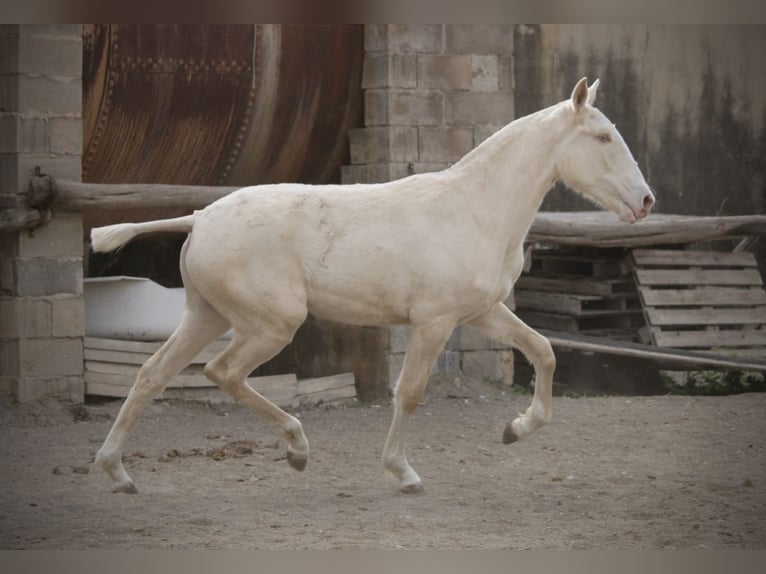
[587,78,600,105]
[571,77,589,111]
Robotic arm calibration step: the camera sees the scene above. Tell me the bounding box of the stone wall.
[0,25,85,402]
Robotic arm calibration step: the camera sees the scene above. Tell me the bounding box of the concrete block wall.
[0,25,85,402]
[342,25,517,392]
[342,25,514,184]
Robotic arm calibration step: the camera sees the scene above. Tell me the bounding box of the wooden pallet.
[631,249,766,351]
[514,245,643,337]
[84,337,357,407]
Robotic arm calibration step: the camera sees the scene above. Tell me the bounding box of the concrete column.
[0,25,84,403]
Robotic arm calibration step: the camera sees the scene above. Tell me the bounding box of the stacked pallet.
[514,245,645,339]
[84,337,357,407]
[631,249,766,353]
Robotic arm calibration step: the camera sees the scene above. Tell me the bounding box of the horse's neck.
[446,104,567,248]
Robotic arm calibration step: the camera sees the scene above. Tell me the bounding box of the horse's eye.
[596,133,611,143]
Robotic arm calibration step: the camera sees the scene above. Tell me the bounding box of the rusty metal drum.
[81,24,364,228]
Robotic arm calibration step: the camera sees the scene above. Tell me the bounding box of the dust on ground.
[1,377,764,549]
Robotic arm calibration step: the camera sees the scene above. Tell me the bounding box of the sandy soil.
[1,378,764,550]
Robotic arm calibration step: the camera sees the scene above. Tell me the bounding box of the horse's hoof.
[502,423,518,445]
[400,482,424,494]
[286,451,307,471]
[113,481,138,494]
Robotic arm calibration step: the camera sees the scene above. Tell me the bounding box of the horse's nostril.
[643,194,655,210]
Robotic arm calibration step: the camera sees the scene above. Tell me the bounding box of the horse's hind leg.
[203,317,309,471]
[95,240,230,493]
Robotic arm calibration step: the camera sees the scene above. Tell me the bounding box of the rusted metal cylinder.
[82,24,364,230]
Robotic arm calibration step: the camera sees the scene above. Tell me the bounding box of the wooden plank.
[652,329,766,349]
[542,329,766,371]
[84,337,229,363]
[297,373,355,395]
[515,290,639,316]
[85,370,213,388]
[635,268,763,287]
[85,371,298,404]
[516,275,635,296]
[639,287,766,307]
[299,385,357,405]
[645,307,766,326]
[632,249,758,268]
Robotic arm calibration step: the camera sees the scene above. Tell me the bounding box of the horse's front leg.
[382,320,454,493]
[468,302,555,443]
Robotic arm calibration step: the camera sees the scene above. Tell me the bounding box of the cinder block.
[51,295,84,337]
[18,336,83,377]
[447,91,514,125]
[364,25,388,52]
[19,117,49,154]
[408,162,448,174]
[0,36,19,74]
[363,53,417,89]
[388,126,419,162]
[499,55,513,91]
[49,117,82,155]
[18,35,82,78]
[9,297,51,338]
[388,352,405,389]
[472,55,499,92]
[388,325,409,353]
[17,75,81,115]
[417,55,472,90]
[0,256,15,295]
[349,127,389,165]
[448,325,495,351]
[388,90,443,126]
[446,25,514,55]
[364,89,389,126]
[18,213,83,258]
[349,126,418,165]
[0,339,19,377]
[418,127,473,162]
[15,375,83,403]
[0,115,18,153]
[386,25,443,53]
[473,124,503,146]
[0,71,18,111]
[462,350,507,383]
[432,350,461,376]
[15,257,82,297]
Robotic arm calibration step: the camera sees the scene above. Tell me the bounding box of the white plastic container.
[84,276,233,341]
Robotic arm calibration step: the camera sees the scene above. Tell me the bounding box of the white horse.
[91,78,654,494]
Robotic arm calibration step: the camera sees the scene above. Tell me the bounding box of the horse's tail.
[91,214,197,253]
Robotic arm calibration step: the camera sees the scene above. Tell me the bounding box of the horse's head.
[554,77,655,223]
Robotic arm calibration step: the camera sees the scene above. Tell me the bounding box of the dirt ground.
[1,377,765,550]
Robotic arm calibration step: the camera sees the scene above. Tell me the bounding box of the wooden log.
[528,212,766,247]
[52,178,238,212]
[0,207,48,233]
